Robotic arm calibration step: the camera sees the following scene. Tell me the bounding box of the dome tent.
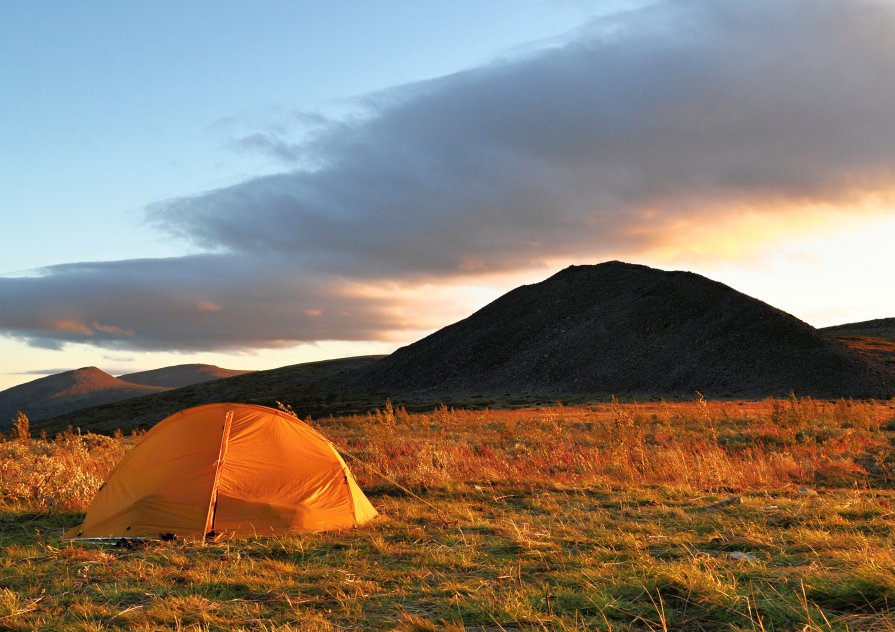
[64,403,377,540]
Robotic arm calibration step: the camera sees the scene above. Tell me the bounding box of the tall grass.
[4,396,891,512]
[0,428,130,512]
[332,396,894,492]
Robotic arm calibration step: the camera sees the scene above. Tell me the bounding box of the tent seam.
[203,409,234,542]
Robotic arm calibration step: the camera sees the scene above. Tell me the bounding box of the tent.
[64,403,377,540]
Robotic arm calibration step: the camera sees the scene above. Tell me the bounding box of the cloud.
[11,368,75,376]
[3,0,895,351]
[154,0,895,278]
[0,255,441,350]
[217,111,334,165]
[228,132,305,164]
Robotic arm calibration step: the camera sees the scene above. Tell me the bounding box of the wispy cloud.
[214,111,334,166]
[10,368,75,376]
[2,0,895,351]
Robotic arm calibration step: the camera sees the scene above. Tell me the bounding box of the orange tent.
[64,403,377,540]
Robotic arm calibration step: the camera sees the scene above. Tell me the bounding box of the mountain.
[0,367,168,429]
[821,318,895,370]
[1,363,252,430]
[822,318,895,340]
[118,364,253,388]
[30,356,385,435]
[347,262,895,400]
[20,263,895,436]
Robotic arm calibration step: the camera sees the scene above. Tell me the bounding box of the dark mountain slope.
[822,317,895,370]
[0,368,167,428]
[349,262,895,399]
[822,318,895,340]
[118,364,253,388]
[31,356,384,435]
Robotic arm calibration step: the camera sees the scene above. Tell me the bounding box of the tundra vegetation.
[2,396,895,630]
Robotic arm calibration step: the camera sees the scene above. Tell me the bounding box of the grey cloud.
[4,0,895,352]
[154,0,895,279]
[220,111,337,165]
[11,368,75,376]
[229,133,305,163]
[0,255,413,350]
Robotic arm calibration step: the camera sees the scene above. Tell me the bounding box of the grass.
[2,396,895,630]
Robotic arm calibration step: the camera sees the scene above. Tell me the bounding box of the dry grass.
[2,396,895,629]
[332,396,895,492]
[0,429,129,513]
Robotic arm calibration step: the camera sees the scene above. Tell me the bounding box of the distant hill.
[347,262,895,400]
[118,364,253,388]
[31,356,385,435]
[1,363,251,430]
[822,318,895,340]
[821,318,895,370]
[0,367,167,429]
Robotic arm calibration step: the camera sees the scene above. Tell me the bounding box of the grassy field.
[2,397,895,630]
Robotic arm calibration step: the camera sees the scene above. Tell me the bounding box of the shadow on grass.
[0,509,82,545]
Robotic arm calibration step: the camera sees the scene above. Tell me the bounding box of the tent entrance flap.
[203,409,234,540]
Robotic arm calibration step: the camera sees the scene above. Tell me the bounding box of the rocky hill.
[348,262,895,400]
[0,367,167,428]
[30,356,385,435]
[822,317,895,370]
[822,317,895,340]
[118,363,252,388]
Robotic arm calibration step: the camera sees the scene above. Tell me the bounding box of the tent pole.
[203,409,234,543]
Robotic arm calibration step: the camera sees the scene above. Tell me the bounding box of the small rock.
[797,488,818,496]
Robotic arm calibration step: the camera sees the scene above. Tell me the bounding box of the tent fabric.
[63,403,377,540]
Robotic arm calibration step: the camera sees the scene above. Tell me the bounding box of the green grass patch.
[2,487,895,629]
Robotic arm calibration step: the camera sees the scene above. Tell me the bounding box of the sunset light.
[2,3,895,626]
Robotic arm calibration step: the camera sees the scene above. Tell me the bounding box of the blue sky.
[2,0,894,390]
[2,1,628,271]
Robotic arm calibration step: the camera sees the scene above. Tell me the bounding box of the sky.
[1,0,894,391]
